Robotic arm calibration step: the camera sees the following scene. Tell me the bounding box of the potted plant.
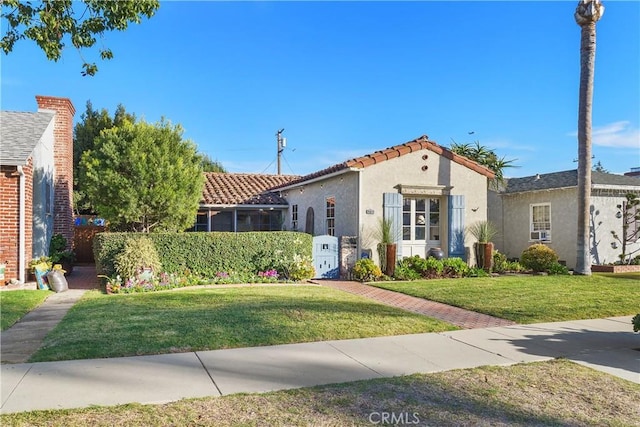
[467,221,498,272]
[375,218,399,277]
[49,234,76,275]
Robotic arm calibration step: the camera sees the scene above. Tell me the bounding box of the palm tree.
[574,0,604,275]
[450,140,517,189]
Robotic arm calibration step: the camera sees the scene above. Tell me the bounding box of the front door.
[402,197,441,258]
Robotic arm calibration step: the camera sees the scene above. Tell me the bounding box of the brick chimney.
[35,95,76,248]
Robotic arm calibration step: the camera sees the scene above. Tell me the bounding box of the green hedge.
[94,231,313,277]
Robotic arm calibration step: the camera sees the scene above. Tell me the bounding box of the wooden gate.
[312,235,339,279]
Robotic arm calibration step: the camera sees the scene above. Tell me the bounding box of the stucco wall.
[494,187,640,269]
[359,149,488,264]
[282,171,360,238]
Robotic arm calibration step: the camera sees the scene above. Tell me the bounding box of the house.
[489,169,640,269]
[194,135,494,275]
[194,173,300,232]
[0,96,75,284]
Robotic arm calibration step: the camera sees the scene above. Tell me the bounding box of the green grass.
[373,273,640,324]
[2,360,638,426]
[30,285,456,362]
[0,290,51,330]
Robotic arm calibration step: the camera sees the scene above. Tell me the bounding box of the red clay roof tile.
[202,173,299,205]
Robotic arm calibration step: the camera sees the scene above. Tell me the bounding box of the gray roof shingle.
[502,169,640,194]
[0,111,55,166]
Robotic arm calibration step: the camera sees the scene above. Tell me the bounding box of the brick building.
[0,96,75,284]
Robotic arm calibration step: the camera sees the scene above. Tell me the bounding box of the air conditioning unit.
[530,231,550,241]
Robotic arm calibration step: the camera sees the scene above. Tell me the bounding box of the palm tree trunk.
[575,20,596,275]
[574,0,604,275]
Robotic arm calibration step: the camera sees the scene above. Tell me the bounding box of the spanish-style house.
[488,169,640,269]
[0,96,75,284]
[195,135,495,274]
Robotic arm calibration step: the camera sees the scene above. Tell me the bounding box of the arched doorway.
[305,207,315,235]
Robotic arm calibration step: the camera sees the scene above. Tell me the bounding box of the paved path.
[1,316,636,414]
[1,290,86,364]
[316,280,516,329]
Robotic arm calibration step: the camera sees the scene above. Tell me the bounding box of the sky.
[1,1,639,178]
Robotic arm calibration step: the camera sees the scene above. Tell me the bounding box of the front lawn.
[0,290,50,331]
[2,360,638,426]
[30,285,456,362]
[373,273,640,324]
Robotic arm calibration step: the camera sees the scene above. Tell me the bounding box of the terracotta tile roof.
[202,173,300,205]
[274,135,495,189]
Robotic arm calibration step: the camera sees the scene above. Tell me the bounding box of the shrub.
[492,251,508,274]
[442,257,470,278]
[633,314,640,333]
[394,264,421,281]
[520,244,559,272]
[505,260,526,272]
[547,262,570,275]
[114,236,162,279]
[468,267,490,277]
[94,231,312,277]
[352,258,382,282]
[283,254,315,281]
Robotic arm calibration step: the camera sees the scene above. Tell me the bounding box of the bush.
[94,231,312,277]
[442,257,470,278]
[633,314,640,333]
[492,251,508,274]
[520,244,559,272]
[114,236,162,279]
[547,262,570,275]
[352,258,382,282]
[394,264,421,281]
[282,254,315,281]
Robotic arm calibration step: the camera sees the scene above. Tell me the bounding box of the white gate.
[312,235,339,279]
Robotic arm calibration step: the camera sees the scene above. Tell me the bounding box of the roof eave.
[275,167,361,191]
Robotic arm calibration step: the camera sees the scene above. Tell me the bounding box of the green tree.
[574,0,604,275]
[592,160,608,173]
[199,153,227,173]
[449,140,517,188]
[1,0,159,76]
[79,119,204,232]
[73,101,136,213]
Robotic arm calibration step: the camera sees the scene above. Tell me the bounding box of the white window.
[291,204,298,231]
[403,198,440,242]
[530,203,551,241]
[326,197,335,236]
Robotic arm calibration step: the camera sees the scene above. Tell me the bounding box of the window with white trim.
[530,203,551,241]
[326,197,335,236]
[291,204,298,231]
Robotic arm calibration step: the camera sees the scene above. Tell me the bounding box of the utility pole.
[276,128,286,175]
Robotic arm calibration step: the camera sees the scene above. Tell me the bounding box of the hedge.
[94,231,313,277]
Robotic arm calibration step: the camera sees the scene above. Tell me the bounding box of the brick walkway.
[315,280,516,329]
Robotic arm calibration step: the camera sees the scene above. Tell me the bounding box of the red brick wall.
[36,96,75,249]
[0,160,33,283]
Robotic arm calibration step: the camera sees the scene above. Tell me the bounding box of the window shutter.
[383,192,403,258]
[448,195,466,260]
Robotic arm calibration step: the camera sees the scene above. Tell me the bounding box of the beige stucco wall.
[493,187,640,269]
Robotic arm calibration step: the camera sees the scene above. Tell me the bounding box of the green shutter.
[448,195,466,260]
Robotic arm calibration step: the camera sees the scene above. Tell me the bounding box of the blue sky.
[2,1,639,177]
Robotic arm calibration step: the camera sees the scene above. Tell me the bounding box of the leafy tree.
[199,153,227,173]
[73,101,136,213]
[449,140,517,188]
[593,160,608,173]
[1,0,159,76]
[79,119,204,232]
[574,0,604,275]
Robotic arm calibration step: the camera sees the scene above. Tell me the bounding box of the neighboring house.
[489,169,640,269]
[195,173,299,232]
[0,96,75,284]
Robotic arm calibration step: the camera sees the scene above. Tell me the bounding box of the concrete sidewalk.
[1,316,637,414]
